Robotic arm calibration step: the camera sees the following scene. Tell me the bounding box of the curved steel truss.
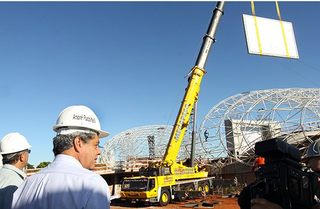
[101,125,194,168]
[101,88,320,168]
[199,88,320,165]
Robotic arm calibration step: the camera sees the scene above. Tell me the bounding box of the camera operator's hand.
[251,198,283,209]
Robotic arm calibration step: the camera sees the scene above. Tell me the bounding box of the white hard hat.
[53,105,109,138]
[0,132,32,155]
[302,139,320,163]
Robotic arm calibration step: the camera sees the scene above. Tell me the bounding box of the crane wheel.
[197,185,203,191]
[203,182,210,193]
[187,185,195,199]
[160,189,170,206]
[188,185,195,191]
[178,194,186,202]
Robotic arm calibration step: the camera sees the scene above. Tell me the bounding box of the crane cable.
[251,1,290,58]
[275,1,290,58]
[250,1,262,55]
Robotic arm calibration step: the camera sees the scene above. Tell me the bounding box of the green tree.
[36,161,51,168]
[27,163,35,169]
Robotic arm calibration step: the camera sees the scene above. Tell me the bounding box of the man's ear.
[73,136,82,152]
[19,152,26,163]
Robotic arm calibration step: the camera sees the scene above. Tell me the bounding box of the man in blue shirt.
[12,105,111,209]
[0,133,32,209]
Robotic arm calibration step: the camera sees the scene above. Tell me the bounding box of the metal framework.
[101,88,320,168]
[100,125,194,168]
[199,88,320,165]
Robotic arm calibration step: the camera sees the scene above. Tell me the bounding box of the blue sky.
[0,1,319,167]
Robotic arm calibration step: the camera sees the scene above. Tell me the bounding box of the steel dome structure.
[101,125,194,168]
[199,88,320,166]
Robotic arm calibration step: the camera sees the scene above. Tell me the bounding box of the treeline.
[27,161,51,169]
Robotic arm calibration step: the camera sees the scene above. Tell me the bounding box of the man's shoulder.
[0,165,17,174]
[0,166,23,180]
[82,169,106,182]
[0,171,23,188]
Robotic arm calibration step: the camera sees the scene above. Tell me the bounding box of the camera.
[250,138,319,209]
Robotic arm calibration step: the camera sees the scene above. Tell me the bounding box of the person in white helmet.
[0,132,31,209]
[12,105,111,209]
[251,139,320,209]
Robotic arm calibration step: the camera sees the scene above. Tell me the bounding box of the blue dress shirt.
[12,154,110,209]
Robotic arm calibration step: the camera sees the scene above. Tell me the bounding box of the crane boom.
[163,2,225,165]
[196,1,226,69]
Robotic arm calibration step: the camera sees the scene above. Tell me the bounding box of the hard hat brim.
[53,125,109,138]
[0,145,32,155]
[98,130,110,138]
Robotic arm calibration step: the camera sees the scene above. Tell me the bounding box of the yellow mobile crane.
[120,2,226,206]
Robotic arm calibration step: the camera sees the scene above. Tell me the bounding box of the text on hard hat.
[73,114,96,124]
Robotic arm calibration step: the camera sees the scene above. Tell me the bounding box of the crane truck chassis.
[120,2,228,206]
[121,175,232,205]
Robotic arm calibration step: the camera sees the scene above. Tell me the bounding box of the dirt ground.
[111,195,240,209]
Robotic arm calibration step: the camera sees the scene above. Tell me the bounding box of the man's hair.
[53,131,97,156]
[2,150,26,165]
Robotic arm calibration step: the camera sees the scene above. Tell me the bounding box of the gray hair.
[53,131,97,156]
[2,150,26,165]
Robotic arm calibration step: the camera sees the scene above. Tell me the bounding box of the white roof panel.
[242,14,299,59]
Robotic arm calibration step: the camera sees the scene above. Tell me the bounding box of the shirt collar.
[54,154,83,168]
[3,164,27,180]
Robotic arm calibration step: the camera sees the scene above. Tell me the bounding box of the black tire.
[197,184,203,191]
[187,185,195,200]
[187,184,195,191]
[159,189,170,206]
[203,181,210,193]
[177,194,187,202]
